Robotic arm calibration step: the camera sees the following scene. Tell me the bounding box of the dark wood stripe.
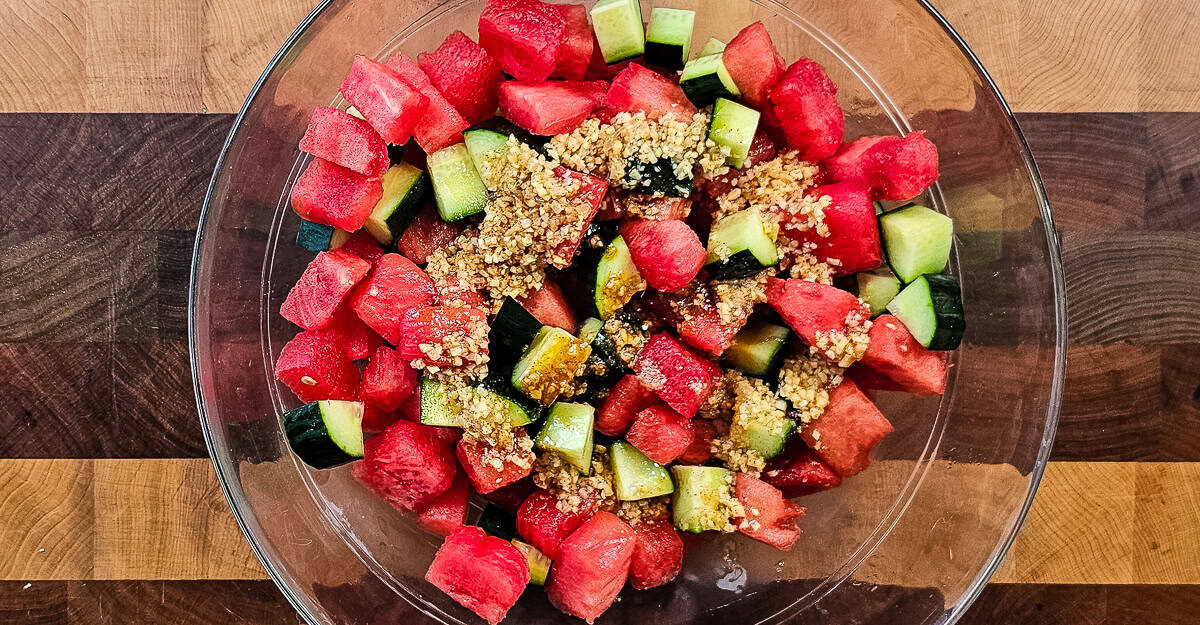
[0,581,67,625]
[65,581,299,625]
[963,584,1200,625]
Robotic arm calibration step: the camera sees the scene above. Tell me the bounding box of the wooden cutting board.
[1,0,1197,623]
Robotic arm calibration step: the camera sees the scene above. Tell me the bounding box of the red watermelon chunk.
[396,204,463,265]
[516,489,596,561]
[517,278,578,333]
[290,158,383,231]
[358,419,456,511]
[607,63,697,121]
[801,380,893,477]
[563,79,610,111]
[734,472,805,551]
[677,418,718,465]
[857,314,948,395]
[722,21,785,109]
[336,230,386,265]
[769,58,845,162]
[419,31,503,125]
[275,330,360,402]
[762,437,842,498]
[549,168,608,266]
[479,0,565,81]
[551,3,593,80]
[360,345,419,411]
[788,181,883,275]
[484,477,537,514]
[340,56,429,145]
[425,526,530,625]
[820,131,939,201]
[457,431,536,494]
[596,374,658,436]
[766,278,869,349]
[499,80,593,135]
[546,511,635,623]
[298,107,389,178]
[435,271,488,309]
[385,54,471,153]
[281,249,372,330]
[317,305,384,360]
[629,515,684,590]
[349,253,438,344]
[620,219,705,292]
[647,286,746,356]
[626,404,695,464]
[360,402,400,434]
[395,306,490,366]
[632,333,723,418]
[417,473,471,537]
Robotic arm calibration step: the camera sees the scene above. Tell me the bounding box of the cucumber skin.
[283,403,359,469]
[645,42,686,71]
[489,297,543,370]
[925,274,965,350]
[703,250,770,280]
[620,158,693,198]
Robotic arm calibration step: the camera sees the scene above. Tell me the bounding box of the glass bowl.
[190,0,1065,623]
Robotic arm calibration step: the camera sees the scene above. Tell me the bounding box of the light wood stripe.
[0,0,1196,113]
[2,459,1199,584]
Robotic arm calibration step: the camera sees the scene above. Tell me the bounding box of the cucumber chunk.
[644,8,695,70]
[886,273,965,350]
[512,539,552,585]
[296,220,337,252]
[723,320,790,377]
[879,204,953,283]
[590,0,645,63]
[704,208,778,279]
[741,416,796,459]
[592,235,646,319]
[420,379,536,428]
[535,402,596,473]
[670,465,734,533]
[708,98,760,168]
[620,157,693,197]
[512,326,593,405]
[283,400,365,469]
[680,53,740,108]
[489,297,543,370]
[857,267,903,317]
[610,441,674,501]
[577,317,627,390]
[462,128,511,178]
[427,143,488,222]
[697,37,726,57]
[364,162,429,245]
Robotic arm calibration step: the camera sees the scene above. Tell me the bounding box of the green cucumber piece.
[610,441,674,501]
[879,204,953,283]
[723,320,790,377]
[512,326,592,405]
[427,143,487,222]
[704,208,778,279]
[741,416,796,459]
[644,8,694,71]
[463,128,511,178]
[296,220,336,252]
[478,503,516,540]
[420,379,536,428]
[512,539,552,585]
[590,0,645,63]
[535,402,596,473]
[468,117,548,156]
[620,157,692,197]
[857,267,903,317]
[886,274,965,350]
[698,37,725,57]
[577,317,626,388]
[592,236,645,319]
[478,375,543,425]
[670,465,734,533]
[680,53,740,108]
[283,400,365,469]
[364,162,428,245]
[489,297,543,370]
[708,98,759,168]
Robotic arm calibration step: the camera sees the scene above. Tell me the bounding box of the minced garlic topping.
[602,309,660,366]
[811,307,872,367]
[712,151,822,225]
[444,385,519,449]
[533,445,617,513]
[711,373,788,474]
[410,314,490,384]
[776,355,844,425]
[616,496,670,526]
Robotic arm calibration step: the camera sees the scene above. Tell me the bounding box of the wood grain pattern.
[0,581,67,625]
[0,460,94,580]
[67,581,303,625]
[964,584,1200,625]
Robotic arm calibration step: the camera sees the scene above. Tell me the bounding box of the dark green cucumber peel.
[886,273,965,350]
[365,163,429,245]
[723,320,791,378]
[296,220,336,252]
[478,504,517,540]
[283,400,364,469]
[489,297,543,369]
[620,157,693,198]
[644,8,694,71]
[704,250,768,280]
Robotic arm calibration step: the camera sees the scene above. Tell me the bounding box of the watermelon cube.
[336,230,386,265]
[800,380,893,477]
[499,80,593,135]
[479,0,566,81]
[418,31,503,125]
[275,330,360,403]
[484,477,538,514]
[545,511,635,623]
[290,158,384,231]
[857,314,948,395]
[435,271,488,309]
[516,278,578,333]
[425,526,530,624]
[298,107,390,178]
[626,404,694,464]
[677,418,718,465]
[619,219,705,292]
[762,437,842,498]
[596,374,658,436]
[549,168,608,266]
[766,278,869,351]
[563,79,610,111]
[551,3,593,80]
[417,473,471,537]
[384,54,471,153]
[457,431,536,494]
[607,63,698,121]
[769,58,845,162]
[820,131,940,202]
[734,472,805,551]
[358,419,457,511]
[317,305,384,360]
[360,345,419,411]
[395,306,489,367]
[360,402,400,434]
[789,182,883,275]
[722,21,785,109]
[281,249,372,330]
[648,287,745,356]
[632,333,723,418]
[629,515,685,590]
[340,56,429,145]
[395,204,463,265]
[349,254,438,344]
[516,488,596,560]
